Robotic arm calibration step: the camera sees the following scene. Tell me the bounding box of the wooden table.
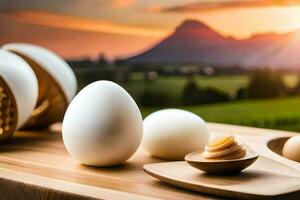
[0,123,298,200]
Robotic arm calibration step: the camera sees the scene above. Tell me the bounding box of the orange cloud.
[161,0,300,12]
[146,6,163,13]
[2,10,165,37]
[112,0,135,8]
[0,14,160,60]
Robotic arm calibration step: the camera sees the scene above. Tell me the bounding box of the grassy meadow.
[141,96,300,132]
[123,74,248,107]
[123,73,300,132]
[123,73,298,101]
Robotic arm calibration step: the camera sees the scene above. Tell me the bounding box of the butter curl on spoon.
[201,135,246,160]
[185,134,258,174]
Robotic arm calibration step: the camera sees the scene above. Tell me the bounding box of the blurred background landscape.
[2,0,300,131]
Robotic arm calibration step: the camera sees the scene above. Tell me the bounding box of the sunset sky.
[1,0,300,59]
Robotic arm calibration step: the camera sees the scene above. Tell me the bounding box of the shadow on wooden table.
[0,123,62,153]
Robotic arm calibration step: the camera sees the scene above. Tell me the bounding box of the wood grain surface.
[0,122,299,200]
[144,157,300,199]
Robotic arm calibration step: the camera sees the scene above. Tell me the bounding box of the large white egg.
[282,136,300,162]
[0,50,38,140]
[142,109,210,160]
[2,43,77,128]
[62,81,143,166]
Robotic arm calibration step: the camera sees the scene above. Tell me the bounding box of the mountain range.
[126,20,300,69]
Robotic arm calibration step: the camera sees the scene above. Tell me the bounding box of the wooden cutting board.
[0,122,299,199]
[144,157,300,199]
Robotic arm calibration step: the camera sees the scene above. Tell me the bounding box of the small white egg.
[2,43,77,128]
[282,135,300,162]
[0,50,38,140]
[142,109,210,160]
[62,81,143,166]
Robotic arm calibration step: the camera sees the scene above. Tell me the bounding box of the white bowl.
[0,50,38,139]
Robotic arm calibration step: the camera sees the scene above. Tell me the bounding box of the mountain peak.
[125,19,300,69]
[174,19,225,41]
[176,19,210,32]
[177,19,209,29]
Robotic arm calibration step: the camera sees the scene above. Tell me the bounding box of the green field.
[123,73,300,132]
[142,96,300,132]
[123,73,298,102]
[124,74,248,101]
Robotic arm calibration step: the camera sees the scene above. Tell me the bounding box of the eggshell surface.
[2,43,77,102]
[282,135,300,163]
[62,81,143,166]
[142,109,210,160]
[0,50,38,128]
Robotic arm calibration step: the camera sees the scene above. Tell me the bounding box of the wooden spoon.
[185,150,259,174]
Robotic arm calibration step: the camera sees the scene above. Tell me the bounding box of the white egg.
[282,135,300,162]
[0,50,38,140]
[142,109,210,160]
[2,43,77,128]
[62,81,143,166]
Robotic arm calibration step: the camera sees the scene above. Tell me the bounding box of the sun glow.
[188,6,300,39]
